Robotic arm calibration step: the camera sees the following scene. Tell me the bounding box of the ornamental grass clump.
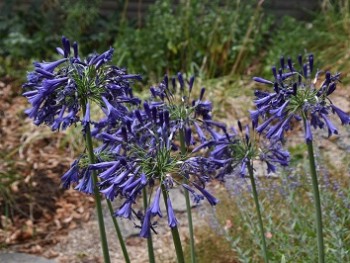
[251,54,350,263]
[23,36,142,263]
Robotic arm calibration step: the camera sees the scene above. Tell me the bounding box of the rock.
[0,253,56,263]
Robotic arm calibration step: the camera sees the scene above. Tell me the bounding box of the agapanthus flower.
[85,99,224,238]
[194,121,290,180]
[23,36,141,131]
[251,54,349,142]
[146,73,227,145]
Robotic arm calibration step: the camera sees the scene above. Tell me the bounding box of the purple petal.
[253,77,273,85]
[331,104,350,125]
[34,58,67,72]
[193,182,219,206]
[321,114,338,137]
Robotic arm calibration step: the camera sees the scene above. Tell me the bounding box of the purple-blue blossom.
[87,99,223,238]
[196,122,290,180]
[23,36,141,131]
[251,54,349,142]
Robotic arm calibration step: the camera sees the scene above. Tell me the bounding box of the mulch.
[0,78,95,259]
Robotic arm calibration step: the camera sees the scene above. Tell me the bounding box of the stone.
[0,253,56,263]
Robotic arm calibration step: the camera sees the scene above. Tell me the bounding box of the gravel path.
[52,187,216,263]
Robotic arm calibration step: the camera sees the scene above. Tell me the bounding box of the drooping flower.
[140,209,153,238]
[61,159,80,189]
[150,187,163,218]
[192,182,219,205]
[167,196,178,228]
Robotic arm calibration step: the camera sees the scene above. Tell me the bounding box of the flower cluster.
[23,36,141,131]
[148,73,227,143]
[61,72,224,237]
[193,121,290,180]
[250,54,349,142]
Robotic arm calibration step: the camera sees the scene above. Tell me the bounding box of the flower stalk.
[106,200,130,263]
[304,119,325,263]
[161,184,185,263]
[82,104,111,263]
[247,161,269,263]
[179,128,196,263]
[143,187,155,263]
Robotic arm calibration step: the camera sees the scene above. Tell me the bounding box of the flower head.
[86,88,223,237]
[197,122,290,179]
[23,36,141,131]
[147,73,225,144]
[251,54,349,142]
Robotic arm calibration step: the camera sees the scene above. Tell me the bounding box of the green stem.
[247,162,269,263]
[184,189,196,262]
[179,128,187,157]
[161,184,185,263]
[83,105,111,263]
[179,128,196,263]
[306,140,325,263]
[143,188,156,263]
[106,200,130,263]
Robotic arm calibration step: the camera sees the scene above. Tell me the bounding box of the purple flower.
[331,105,350,125]
[61,160,79,188]
[116,200,133,219]
[74,170,94,194]
[33,58,67,72]
[256,116,275,134]
[145,73,219,143]
[167,197,178,228]
[81,103,91,132]
[304,119,313,142]
[250,54,347,142]
[86,72,225,238]
[253,77,274,85]
[23,37,141,132]
[100,162,120,179]
[100,184,117,201]
[150,187,162,217]
[239,159,247,176]
[182,184,204,204]
[207,122,290,179]
[265,161,276,174]
[269,101,289,117]
[321,114,338,137]
[193,182,219,206]
[139,209,152,238]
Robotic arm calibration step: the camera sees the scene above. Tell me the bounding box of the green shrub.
[113,0,272,80]
[261,0,350,83]
[0,0,121,78]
